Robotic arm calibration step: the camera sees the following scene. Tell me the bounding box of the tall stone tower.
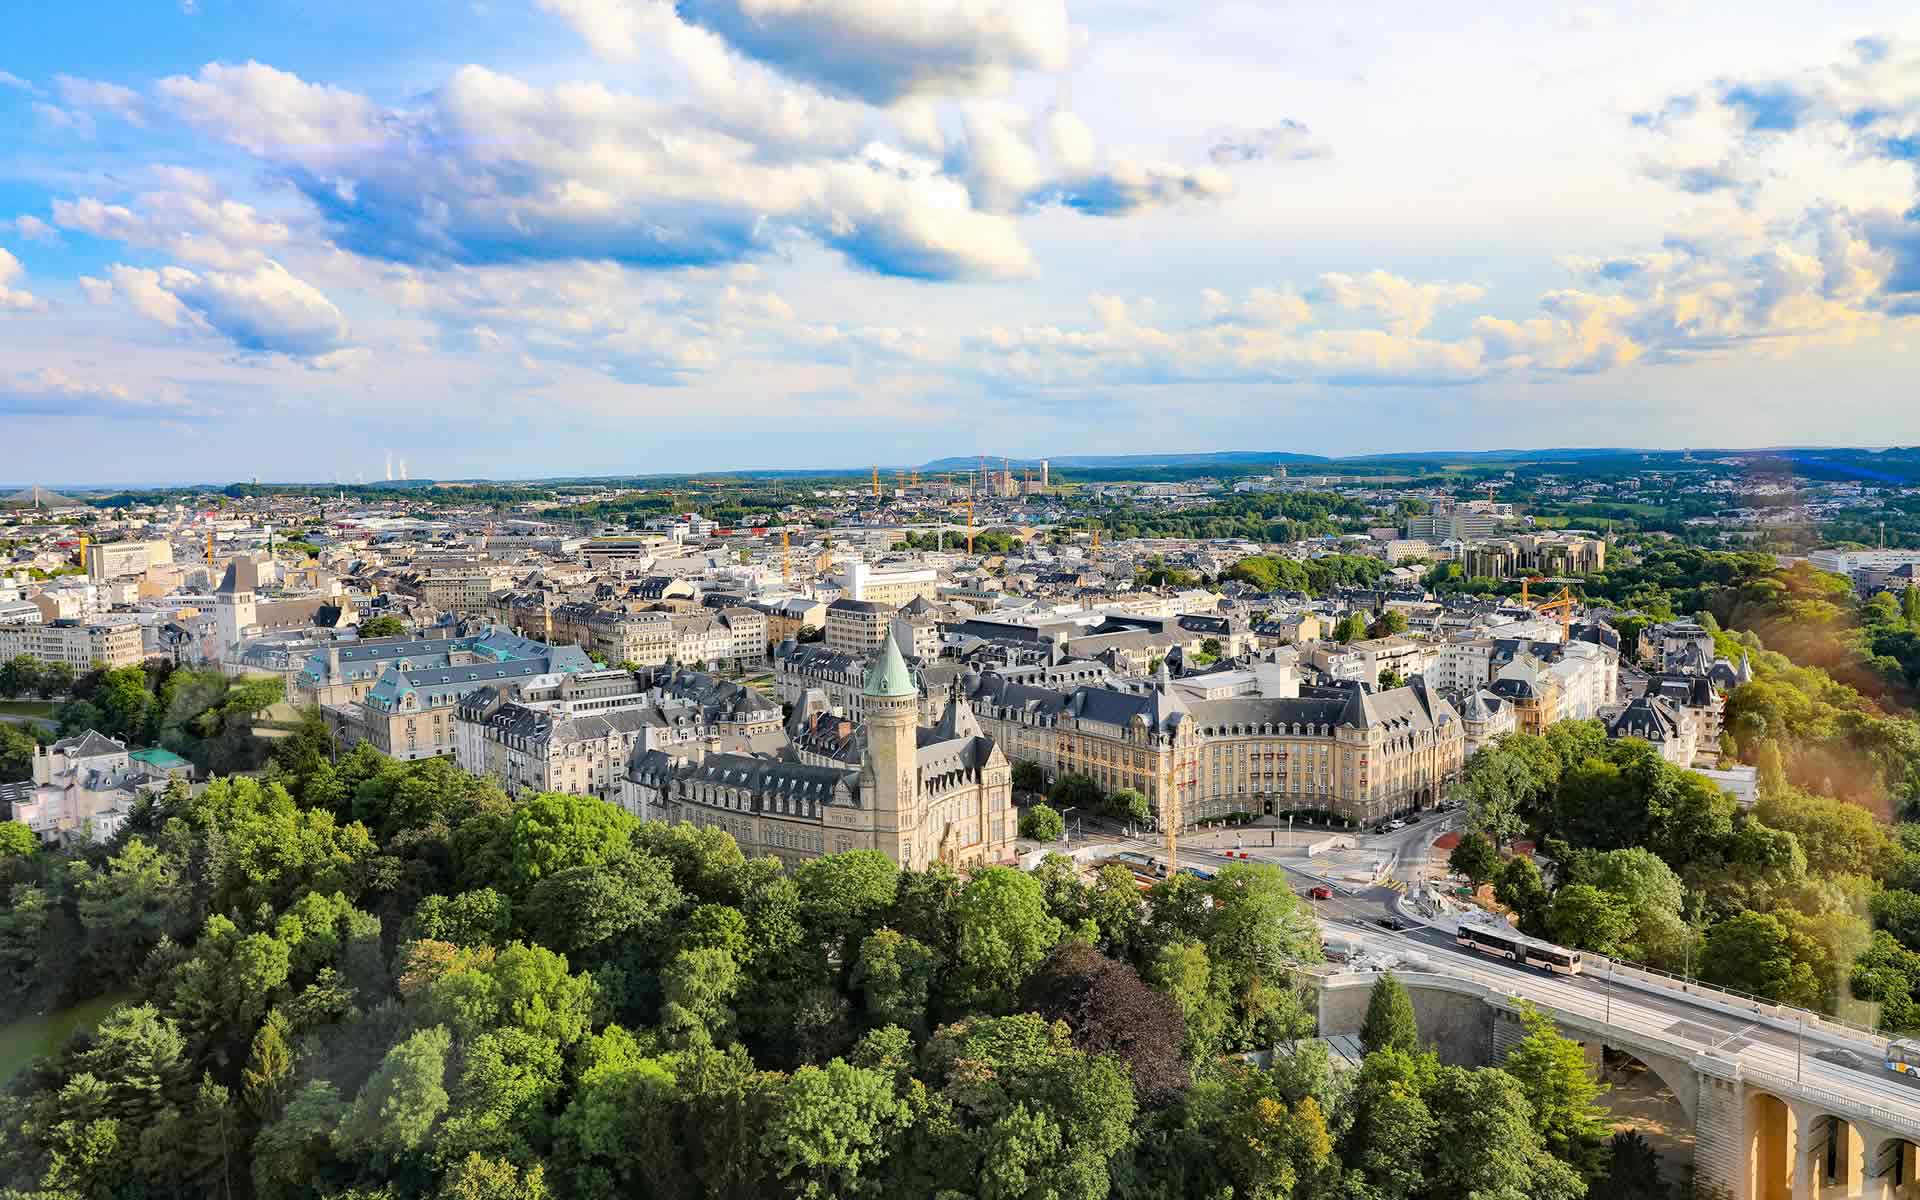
[861,625,921,867]
[214,558,258,659]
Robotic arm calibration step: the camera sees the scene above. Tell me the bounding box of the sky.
[4,1,1920,485]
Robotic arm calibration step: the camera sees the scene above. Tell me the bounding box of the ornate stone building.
[963,665,1465,828]
[624,631,1017,870]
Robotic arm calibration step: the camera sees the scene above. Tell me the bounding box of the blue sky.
[4,1,1920,485]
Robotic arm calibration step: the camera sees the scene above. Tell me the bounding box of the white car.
[1386,819,1407,831]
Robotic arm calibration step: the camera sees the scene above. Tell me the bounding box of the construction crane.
[951,498,975,555]
[1090,520,1100,552]
[1519,578,1577,629]
[1534,585,1577,629]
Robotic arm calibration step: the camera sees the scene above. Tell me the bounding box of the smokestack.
[1040,459,1049,489]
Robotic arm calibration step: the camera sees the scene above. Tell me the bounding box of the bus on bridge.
[1455,921,1585,975]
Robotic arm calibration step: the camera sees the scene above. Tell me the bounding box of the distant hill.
[3,486,80,507]
[919,451,1331,471]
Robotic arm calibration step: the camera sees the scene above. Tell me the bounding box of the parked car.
[1309,885,1333,900]
[1387,819,1407,831]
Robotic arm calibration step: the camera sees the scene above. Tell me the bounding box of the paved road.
[1066,817,1920,1123]
[1332,917,1920,1128]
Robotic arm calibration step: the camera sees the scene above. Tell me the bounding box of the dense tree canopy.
[0,720,1661,1200]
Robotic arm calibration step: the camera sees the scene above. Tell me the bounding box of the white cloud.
[32,102,93,137]
[1208,120,1331,164]
[1309,271,1486,337]
[0,71,36,94]
[158,60,381,157]
[952,103,1232,217]
[100,259,350,357]
[0,249,43,311]
[549,0,1073,103]
[54,74,147,126]
[52,186,293,268]
[160,60,1036,281]
[9,215,58,243]
[0,367,214,419]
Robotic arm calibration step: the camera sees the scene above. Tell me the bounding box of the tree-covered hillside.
[0,730,1659,1199]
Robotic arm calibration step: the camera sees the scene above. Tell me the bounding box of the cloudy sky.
[4,1,1920,484]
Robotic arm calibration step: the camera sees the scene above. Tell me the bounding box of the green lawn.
[0,700,54,718]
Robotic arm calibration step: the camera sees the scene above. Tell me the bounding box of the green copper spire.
[864,625,917,698]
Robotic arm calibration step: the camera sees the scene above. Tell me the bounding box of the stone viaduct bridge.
[1315,929,1920,1200]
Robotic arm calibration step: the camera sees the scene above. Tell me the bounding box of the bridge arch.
[1803,1112,1869,1198]
[1594,1039,1701,1126]
[1594,1044,1696,1186]
[1873,1134,1920,1200]
[1746,1090,1797,1200]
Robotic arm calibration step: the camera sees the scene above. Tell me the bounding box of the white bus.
[1885,1039,1920,1084]
[1455,922,1585,975]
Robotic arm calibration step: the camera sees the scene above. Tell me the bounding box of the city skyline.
[0,439,1905,492]
[4,2,1920,482]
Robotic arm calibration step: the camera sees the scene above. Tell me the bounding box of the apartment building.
[825,598,894,656]
[1306,635,1435,685]
[0,617,146,669]
[839,560,939,606]
[420,568,511,612]
[453,667,784,800]
[86,539,173,581]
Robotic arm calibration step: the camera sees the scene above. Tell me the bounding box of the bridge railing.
[1427,885,1889,1047]
[1587,952,1888,1048]
[1741,1069,1920,1142]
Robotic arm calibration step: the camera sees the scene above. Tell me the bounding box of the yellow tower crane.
[1535,585,1577,630]
[952,499,975,555]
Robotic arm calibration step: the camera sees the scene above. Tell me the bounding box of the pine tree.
[1904,585,1920,629]
[242,1008,295,1119]
[1500,1003,1609,1177]
[1360,971,1419,1056]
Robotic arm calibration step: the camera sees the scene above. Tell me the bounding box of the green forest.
[0,658,288,782]
[0,723,1665,1200]
[1447,546,1920,1030]
[1063,492,1375,545]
